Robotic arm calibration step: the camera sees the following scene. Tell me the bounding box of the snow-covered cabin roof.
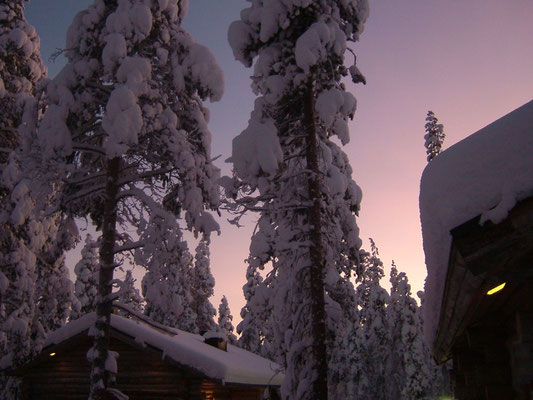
[420,99,533,347]
[43,313,283,387]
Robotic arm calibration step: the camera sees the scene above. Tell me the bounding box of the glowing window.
[487,282,506,295]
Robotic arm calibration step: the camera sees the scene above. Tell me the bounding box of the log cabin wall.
[16,330,267,400]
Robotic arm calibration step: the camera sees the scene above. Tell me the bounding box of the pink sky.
[27,0,533,322]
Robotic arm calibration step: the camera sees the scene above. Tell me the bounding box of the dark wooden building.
[434,196,533,400]
[7,313,282,399]
[420,100,533,400]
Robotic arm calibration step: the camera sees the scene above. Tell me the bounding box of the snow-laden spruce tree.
[0,0,47,376]
[71,234,100,320]
[424,111,445,162]
[217,295,237,345]
[139,215,198,332]
[190,236,216,333]
[354,240,391,400]
[225,1,368,398]
[116,270,143,317]
[236,257,269,356]
[416,290,452,398]
[33,216,79,338]
[37,1,223,397]
[387,262,434,399]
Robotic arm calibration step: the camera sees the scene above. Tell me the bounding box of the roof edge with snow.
[14,313,283,387]
[420,99,533,348]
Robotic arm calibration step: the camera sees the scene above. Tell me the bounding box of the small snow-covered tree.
[37,1,223,397]
[226,1,369,398]
[236,257,268,356]
[387,261,434,399]
[190,236,216,333]
[217,296,237,345]
[416,291,452,399]
[139,215,197,332]
[424,111,445,162]
[71,234,99,320]
[354,240,390,400]
[116,270,143,317]
[33,216,79,337]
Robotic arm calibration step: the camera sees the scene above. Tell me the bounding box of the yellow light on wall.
[49,352,56,357]
[487,282,506,295]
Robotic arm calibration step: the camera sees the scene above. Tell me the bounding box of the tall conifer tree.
[387,262,434,399]
[354,240,390,400]
[226,1,368,398]
[0,0,47,371]
[38,1,223,397]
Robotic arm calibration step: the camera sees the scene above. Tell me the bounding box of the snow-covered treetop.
[420,99,533,346]
[225,0,366,242]
[424,111,444,162]
[0,0,46,164]
[39,0,223,236]
[228,1,369,184]
[0,0,46,98]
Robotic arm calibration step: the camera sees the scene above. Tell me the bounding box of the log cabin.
[420,100,533,400]
[6,313,283,399]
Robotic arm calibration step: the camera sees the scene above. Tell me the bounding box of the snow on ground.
[420,99,533,347]
[44,312,283,386]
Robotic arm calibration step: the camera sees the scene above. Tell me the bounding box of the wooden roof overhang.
[432,196,533,363]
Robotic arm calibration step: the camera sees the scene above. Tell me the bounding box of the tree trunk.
[303,79,328,400]
[90,157,120,400]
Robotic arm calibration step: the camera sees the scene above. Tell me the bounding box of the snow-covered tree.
[190,236,216,333]
[0,2,48,398]
[424,111,445,162]
[236,258,268,356]
[33,216,79,337]
[217,296,237,345]
[353,240,390,400]
[140,216,197,332]
[0,0,47,376]
[416,291,453,399]
[225,2,368,398]
[116,270,143,317]
[71,234,100,320]
[37,1,223,397]
[387,261,434,399]
[0,0,46,164]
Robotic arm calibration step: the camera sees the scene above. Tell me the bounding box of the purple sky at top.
[25,0,533,319]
